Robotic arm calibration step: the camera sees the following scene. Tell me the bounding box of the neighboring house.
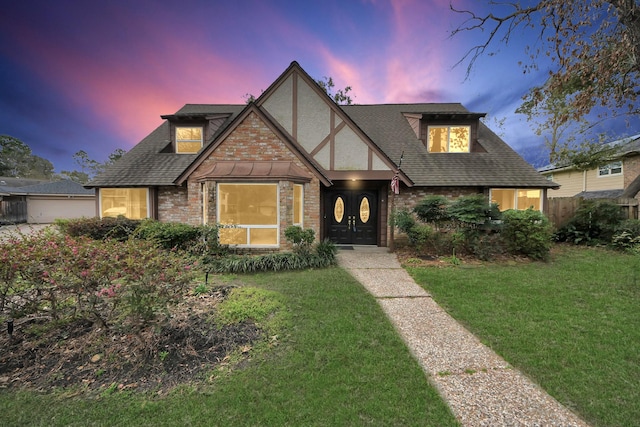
[87,61,556,249]
[0,178,95,224]
[538,134,640,200]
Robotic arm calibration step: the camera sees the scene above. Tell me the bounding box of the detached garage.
[0,179,95,224]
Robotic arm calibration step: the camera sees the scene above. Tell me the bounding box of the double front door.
[325,190,377,245]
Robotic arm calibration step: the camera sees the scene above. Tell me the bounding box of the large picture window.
[218,183,279,246]
[176,127,203,153]
[100,188,149,219]
[428,126,470,153]
[491,188,541,211]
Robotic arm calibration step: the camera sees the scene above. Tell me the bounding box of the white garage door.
[27,197,96,223]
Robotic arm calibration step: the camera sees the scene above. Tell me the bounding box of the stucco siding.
[334,126,368,170]
[262,74,293,135]
[297,79,331,153]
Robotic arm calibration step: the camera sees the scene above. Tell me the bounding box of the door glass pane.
[334,196,344,223]
[360,197,370,224]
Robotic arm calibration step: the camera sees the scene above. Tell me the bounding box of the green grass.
[0,268,458,426]
[407,246,640,427]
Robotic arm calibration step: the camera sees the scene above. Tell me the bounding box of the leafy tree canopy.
[0,135,54,179]
[451,1,640,165]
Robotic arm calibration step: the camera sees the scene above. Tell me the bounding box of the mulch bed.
[0,286,262,394]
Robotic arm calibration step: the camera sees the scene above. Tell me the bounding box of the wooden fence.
[546,197,639,228]
[0,199,27,224]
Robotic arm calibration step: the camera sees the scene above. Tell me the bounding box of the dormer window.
[176,127,203,153]
[428,126,470,153]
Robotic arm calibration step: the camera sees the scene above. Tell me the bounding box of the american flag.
[391,175,400,195]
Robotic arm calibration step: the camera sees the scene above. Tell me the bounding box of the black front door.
[325,190,377,245]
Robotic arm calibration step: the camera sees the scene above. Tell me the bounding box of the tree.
[0,135,54,179]
[451,1,640,164]
[244,76,354,105]
[316,76,354,105]
[60,148,126,184]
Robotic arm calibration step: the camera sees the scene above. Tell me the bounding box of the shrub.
[611,219,640,253]
[413,196,450,227]
[58,216,142,241]
[391,209,416,234]
[556,200,625,244]
[205,239,337,274]
[284,226,315,256]
[448,194,500,227]
[134,220,201,251]
[501,208,553,260]
[315,238,338,260]
[0,231,195,332]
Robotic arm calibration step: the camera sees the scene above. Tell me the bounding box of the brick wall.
[158,111,322,249]
[157,186,190,223]
[624,155,640,197]
[386,186,485,244]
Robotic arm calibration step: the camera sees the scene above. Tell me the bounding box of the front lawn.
[406,245,639,427]
[0,268,458,426]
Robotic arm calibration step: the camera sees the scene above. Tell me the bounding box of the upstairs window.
[428,126,470,153]
[176,127,203,153]
[598,161,622,177]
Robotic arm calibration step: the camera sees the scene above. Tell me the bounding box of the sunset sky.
[1,0,637,173]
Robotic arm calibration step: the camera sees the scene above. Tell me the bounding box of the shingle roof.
[18,180,94,195]
[342,104,555,188]
[88,105,244,187]
[89,102,554,189]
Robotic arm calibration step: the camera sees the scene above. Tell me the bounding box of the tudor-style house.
[88,61,557,250]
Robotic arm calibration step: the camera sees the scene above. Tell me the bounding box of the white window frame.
[216,183,280,248]
[201,182,209,225]
[175,126,203,154]
[598,161,622,177]
[427,125,471,153]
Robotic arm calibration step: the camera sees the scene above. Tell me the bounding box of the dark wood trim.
[325,170,395,181]
[292,72,298,140]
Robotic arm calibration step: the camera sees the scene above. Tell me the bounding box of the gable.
[177,106,329,186]
[260,64,393,175]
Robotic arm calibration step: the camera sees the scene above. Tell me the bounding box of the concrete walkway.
[337,246,590,427]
